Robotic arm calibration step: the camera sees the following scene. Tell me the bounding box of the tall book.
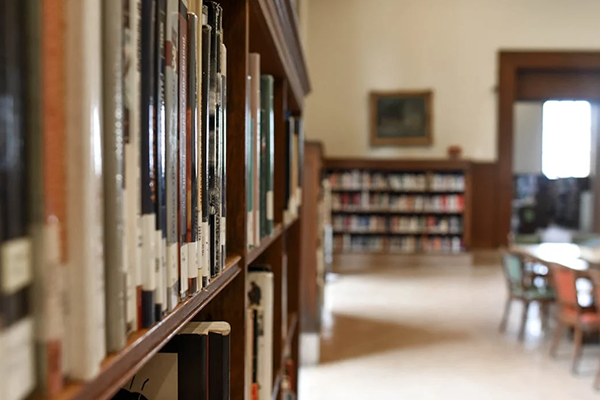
[155,0,168,320]
[140,0,158,329]
[296,118,304,208]
[200,22,212,286]
[102,0,127,353]
[260,75,275,238]
[247,266,274,400]
[29,0,66,394]
[206,2,222,277]
[219,43,227,273]
[124,0,143,332]
[284,116,292,224]
[246,72,253,250]
[65,0,106,379]
[0,1,36,399]
[165,0,180,312]
[186,11,200,295]
[249,54,261,247]
[178,0,189,300]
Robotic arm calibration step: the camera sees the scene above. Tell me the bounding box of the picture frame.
[369,90,433,147]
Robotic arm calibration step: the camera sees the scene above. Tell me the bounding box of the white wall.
[304,0,600,160]
[513,102,543,174]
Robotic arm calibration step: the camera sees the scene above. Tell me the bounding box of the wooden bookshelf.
[326,158,472,255]
[33,1,310,400]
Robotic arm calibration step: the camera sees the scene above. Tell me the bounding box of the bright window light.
[542,100,591,180]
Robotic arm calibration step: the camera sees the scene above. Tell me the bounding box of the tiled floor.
[299,259,600,399]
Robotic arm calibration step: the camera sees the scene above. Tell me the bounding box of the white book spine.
[167,243,178,309]
[188,241,198,288]
[156,232,166,316]
[180,243,189,298]
[141,214,156,318]
[202,221,209,286]
[65,0,105,380]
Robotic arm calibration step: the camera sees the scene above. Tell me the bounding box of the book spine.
[35,0,66,393]
[200,24,211,287]
[187,12,199,295]
[290,117,297,218]
[260,75,275,237]
[0,2,36,398]
[124,0,143,335]
[284,117,291,224]
[65,0,105,379]
[165,0,179,312]
[208,331,230,400]
[103,0,127,353]
[296,118,304,206]
[140,0,157,329]
[155,0,168,320]
[249,54,261,247]
[220,43,227,273]
[178,0,189,300]
[246,71,253,249]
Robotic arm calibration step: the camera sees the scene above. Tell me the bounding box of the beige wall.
[304,0,600,160]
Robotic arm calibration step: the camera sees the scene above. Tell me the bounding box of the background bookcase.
[37,1,310,399]
[325,159,472,255]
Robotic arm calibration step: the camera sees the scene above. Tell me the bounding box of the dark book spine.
[187,12,199,295]
[140,0,157,329]
[178,0,189,300]
[165,0,179,313]
[161,334,209,400]
[296,118,304,197]
[260,75,275,237]
[207,2,222,277]
[0,1,35,398]
[200,24,211,287]
[220,43,227,274]
[155,0,168,321]
[284,116,291,222]
[208,331,230,400]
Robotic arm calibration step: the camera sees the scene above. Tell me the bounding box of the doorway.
[497,51,600,246]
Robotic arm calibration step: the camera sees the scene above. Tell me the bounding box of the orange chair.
[585,269,600,389]
[549,265,600,374]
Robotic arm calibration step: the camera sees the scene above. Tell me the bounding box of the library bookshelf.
[34,1,310,399]
[325,158,472,255]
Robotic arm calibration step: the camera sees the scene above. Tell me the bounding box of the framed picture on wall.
[369,90,433,146]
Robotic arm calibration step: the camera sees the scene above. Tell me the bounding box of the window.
[541,100,591,180]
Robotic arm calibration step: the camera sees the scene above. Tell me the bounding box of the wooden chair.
[500,251,555,341]
[585,269,600,389]
[549,265,600,374]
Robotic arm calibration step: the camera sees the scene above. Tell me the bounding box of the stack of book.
[0,0,228,398]
[113,321,231,400]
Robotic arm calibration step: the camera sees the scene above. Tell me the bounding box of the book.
[155,0,168,320]
[247,266,274,400]
[249,54,261,247]
[219,43,227,274]
[200,22,212,287]
[260,75,275,238]
[102,0,127,353]
[186,11,200,295]
[116,353,178,400]
[165,0,180,312]
[284,116,292,224]
[27,0,66,394]
[206,2,222,277]
[178,0,189,300]
[0,1,36,398]
[296,118,304,207]
[246,72,253,250]
[140,0,158,329]
[65,0,106,379]
[124,0,143,333]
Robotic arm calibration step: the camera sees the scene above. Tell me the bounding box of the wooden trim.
[497,51,600,247]
[369,90,433,147]
[325,158,470,171]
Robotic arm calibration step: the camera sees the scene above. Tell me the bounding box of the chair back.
[586,269,600,310]
[501,252,524,293]
[549,264,579,309]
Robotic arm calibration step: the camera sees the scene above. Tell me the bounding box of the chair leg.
[541,302,550,332]
[572,327,584,375]
[499,299,512,333]
[518,301,530,342]
[550,320,564,358]
[594,355,600,390]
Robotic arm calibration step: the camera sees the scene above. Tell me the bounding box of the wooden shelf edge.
[272,313,298,400]
[39,255,242,400]
[333,251,468,256]
[284,216,299,230]
[332,209,464,215]
[325,158,471,171]
[247,223,284,265]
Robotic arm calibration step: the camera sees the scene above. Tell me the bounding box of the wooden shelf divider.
[246,223,284,265]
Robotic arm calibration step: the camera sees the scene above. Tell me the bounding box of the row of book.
[113,321,231,400]
[0,1,229,398]
[332,193,465,213]
[332,216,462,234]
[329,171,465,192]
[333,235,464,253]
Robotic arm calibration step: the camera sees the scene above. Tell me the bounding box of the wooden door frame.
[497,51,600,246]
